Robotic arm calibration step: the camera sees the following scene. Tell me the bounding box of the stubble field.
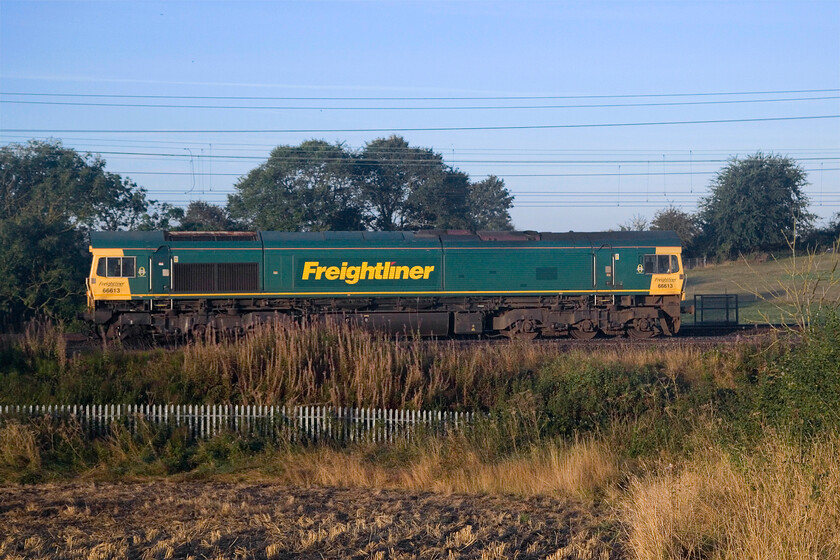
[0,482,618,560]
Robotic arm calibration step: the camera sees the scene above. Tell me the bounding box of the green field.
[683,251,840,324]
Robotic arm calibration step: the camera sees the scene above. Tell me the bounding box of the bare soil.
[0,482,622,559]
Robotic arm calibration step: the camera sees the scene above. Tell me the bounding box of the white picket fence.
[0,404,475,443]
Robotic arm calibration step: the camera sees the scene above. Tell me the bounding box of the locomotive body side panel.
[261,231,443,296]
[85,229,688,340]
[443,246,598,294]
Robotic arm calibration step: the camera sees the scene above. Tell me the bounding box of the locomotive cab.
[642,250,686,299]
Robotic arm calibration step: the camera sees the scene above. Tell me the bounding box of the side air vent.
[174,263,259,293]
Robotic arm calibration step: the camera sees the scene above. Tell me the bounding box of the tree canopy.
[357,136,473,230]
[467,175,514,230]
[699,153,813,257]
[177,201,238,231]
[0,141,167,322]
[228,140,366,231]
[650,206,700,249]
[229,136,514,232]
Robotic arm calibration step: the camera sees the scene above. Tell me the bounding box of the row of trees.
[184,136,514,232]
[2,139,837,324]
[0,138,513,323]
[0,141,179,320]
[620,153,838,257]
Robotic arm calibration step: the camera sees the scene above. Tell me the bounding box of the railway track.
[58,322,788,353]
[445,323,786,350]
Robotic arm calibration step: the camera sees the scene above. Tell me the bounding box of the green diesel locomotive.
[85,229,688,340]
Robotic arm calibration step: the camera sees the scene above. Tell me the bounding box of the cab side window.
[642,255,659,274]
[122,258,135,277]
[642,254,678,274]
[96,257,136,278]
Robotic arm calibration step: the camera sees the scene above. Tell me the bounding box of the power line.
[59,149,840,170]
[84,150,840,163]
[3,134,837,156]
[2,87,838,101]
[6,114,839,134]
[3,95,838,111]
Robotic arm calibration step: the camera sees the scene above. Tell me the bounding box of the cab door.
[151,246,171,295]
[593,245,616,290]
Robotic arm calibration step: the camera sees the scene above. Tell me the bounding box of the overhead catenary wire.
[5,114,840,134]
[2,133,837,157]
[2,87,838,100]
[3,94,839,111]
[68,150,840,164]
[4,86,837,214]
[107,167,840,178]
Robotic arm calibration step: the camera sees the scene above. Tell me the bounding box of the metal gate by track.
[694,294,739,325]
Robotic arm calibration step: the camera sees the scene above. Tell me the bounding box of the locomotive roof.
[89,230,682,249]
[89,230,165,248]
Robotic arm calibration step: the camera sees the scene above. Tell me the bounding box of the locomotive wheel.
[569,320,597,339]
[569,328,597,340]
[627,318,657,339]
[191,324,216,343]
[503,319,539,340]
[627,326,656,339]
[115,324,152,348]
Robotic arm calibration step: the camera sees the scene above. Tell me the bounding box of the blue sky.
[1,0,838,231]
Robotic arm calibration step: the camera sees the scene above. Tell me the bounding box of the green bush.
[536,361,680,438]
[757,314,840,438]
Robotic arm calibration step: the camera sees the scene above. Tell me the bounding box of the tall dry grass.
[0,421,41,473]
[0,320,68,369]
[179,319,714,408]
[0,421,41,481]
[622,430,840,560]
[256,434,620,501]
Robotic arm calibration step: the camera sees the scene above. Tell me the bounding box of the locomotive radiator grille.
[174,262,259,293]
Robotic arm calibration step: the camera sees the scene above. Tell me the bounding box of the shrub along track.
[0,482,622,559]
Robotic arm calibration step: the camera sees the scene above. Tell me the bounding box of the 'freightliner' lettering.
[302,261,434,284]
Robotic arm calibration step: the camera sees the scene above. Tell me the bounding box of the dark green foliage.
[176,201,238,231]
[357,135,472,230]
[228,140,367,231]
[0,215,88,321]
[228,136,514,232]
[0,140,175,323]
[358,136,447,230]
[468,175,514,230]
[536,362,679,438]
[803,213,840,250]
[699,153,814,258]
[650,205,700,251]
[756,314,840,438]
